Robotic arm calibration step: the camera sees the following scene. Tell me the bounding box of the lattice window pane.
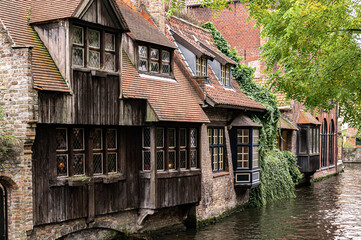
[89,29,100,48]
[105,33,115,51]
[105,53,115,71]
[162,64,169,74]
[94,129,103,150]
[213,148,218,171]
[190,128,197,147]
[156,128,164,147]
[168,128,176,147]
[57,155,68,177]
[191,150,197,168]
[107,129,117,149]
[73,128,84,150]
[219,147,224,170]
[151,48,159,60]
[139,59,148,71]
[253,146,259,168]
[108,153,117,173]
[237,146,249,169]
[162,51,170,62]
[237,129,249,144]
[72,26,83,45]
[143,128,150,148]
[180,150,187,169]
[74,154,85,175]
[208,128,212,145]
[72,47,84,67]
[139,46,147,58]
[180,128,187,147]
[169,150,176,170]
[56,129,67,150]
[151,62,159,73]
[253,129,260,144]
[213,129,218,145]
[93,153,103,174]
[219,129,224,144]
[143,151,151,171]
[157,151,164,170]
[88,50,100,69]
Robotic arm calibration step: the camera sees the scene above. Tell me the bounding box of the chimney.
[130,0,165,32]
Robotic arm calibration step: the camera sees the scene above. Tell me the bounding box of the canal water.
[159,163,361,240]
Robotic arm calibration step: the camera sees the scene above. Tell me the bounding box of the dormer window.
[196,57,207,76]
[221,65,231,86]
[72,25,117,71]
[138,45,172,76]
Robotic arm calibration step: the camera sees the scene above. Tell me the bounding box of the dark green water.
[159,163,361,240]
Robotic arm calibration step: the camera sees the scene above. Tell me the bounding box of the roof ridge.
[170,15,210,33]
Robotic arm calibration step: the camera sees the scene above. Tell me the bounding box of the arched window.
[329,120,335,166]
[321,119,328,167]
[0,183,7,239]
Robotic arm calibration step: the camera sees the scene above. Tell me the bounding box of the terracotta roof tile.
[121,50,209,123]
[298,110,321,125]
[0,0,70,92]
[278,116,298,130]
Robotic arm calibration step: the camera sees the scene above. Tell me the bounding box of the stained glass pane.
[191,150,197,168]
[93,153,103,174]
[72,47,84,67]
[73,128,84,150]
[180,150,187,169]
[157,151,164,170]
[106,129,117,149]
[105,53,115,71]
[74,154,85,175]
[169,151,176,170]
[139,46,147,58]
[191,128,197,147]
[143,128,150,148]
[162,64,169,74]
[89,29,100,48]
[139,59,148,71]
[156,128,164,147]
[180,128,186,147]
[105,33,115,51]
[151,62,159,73]
[151,48,159,60]
[72,26,83,45]
[57,155,68,177]
[88,50,100,69]
[143,151,151,171]
[162,51,170,62]
[237,129,249,144]
[168,128,175,147]
[56,129,67,150]
[94,129,102,150]
[108,153,117,173]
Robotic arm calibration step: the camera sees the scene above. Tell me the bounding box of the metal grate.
[143,128,150,148]
[180,150,187,169]
[139,59,148,71]
[56,129,67,150]
[190,129,197,147]
[57,155,68,177]
[169,150,176,169]
[157,151,164,170]
[88,50,100,69]
[162,64,169,74]
[93,153,103,174]
[151,62,159,73]
[191,150,197,168]
[93,129,103,150]
[74,154,85,175]
[105,53,115,71]
[139,46,147,58]
[108,153,117,173]
[73,128,84,150]
[72,26,83,45]
[89,29,100,48]
[105,33,115,51]
[143,151,151,171]
[151,48,159,60]
[106,129,117,149]
[72,48,84,67]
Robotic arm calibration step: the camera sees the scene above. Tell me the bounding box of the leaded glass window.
[56,128,68,177]
[162,51,170,74]
[150,48,159,73]
[108,153,117,173]
[139,46,148,71]
[156,128,165,171]
[57,155,68,177]
[73,128,84,150]
[142,127,151,171]
[89,29,100,48]
[88,50,100,68]
[105,33,115,51]
[93,153,103,175]
[72,26,83,45]
[74,154,85,175]
[72,48,84,67]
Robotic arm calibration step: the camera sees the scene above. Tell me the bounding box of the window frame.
[196,57,208,76]
[235,127,260,170]
[137,44,173,77]
[220,65,231,87]
[208,127,226,172]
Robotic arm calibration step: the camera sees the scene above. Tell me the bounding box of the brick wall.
[0,23,38,240]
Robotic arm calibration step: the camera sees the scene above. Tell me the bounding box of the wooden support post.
[150,126,157,209]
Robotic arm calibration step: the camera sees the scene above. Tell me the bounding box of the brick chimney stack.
[130,0,165,32]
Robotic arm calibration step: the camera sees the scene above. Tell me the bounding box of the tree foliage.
[167,0,361,129]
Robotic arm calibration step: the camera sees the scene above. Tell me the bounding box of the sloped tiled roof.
[117,1,176,49]
[0,0,70,92]
[278,115,298,130]
[298,110,321,125]
[122,50,209,123]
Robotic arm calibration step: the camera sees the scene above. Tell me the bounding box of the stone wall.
[130,0,165,32]
[343,147,361,163]
[0,22,38,240]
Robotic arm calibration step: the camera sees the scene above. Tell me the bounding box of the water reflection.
[159,164,361,240]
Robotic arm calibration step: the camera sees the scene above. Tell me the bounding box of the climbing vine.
[203,22,302,206]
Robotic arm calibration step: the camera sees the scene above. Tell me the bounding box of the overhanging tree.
[166,0,361,129]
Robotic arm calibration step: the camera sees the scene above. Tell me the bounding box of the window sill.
[72,67,119,76]
[49,173,125,187]
[212,171,230,178]
[157,169,201,179]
